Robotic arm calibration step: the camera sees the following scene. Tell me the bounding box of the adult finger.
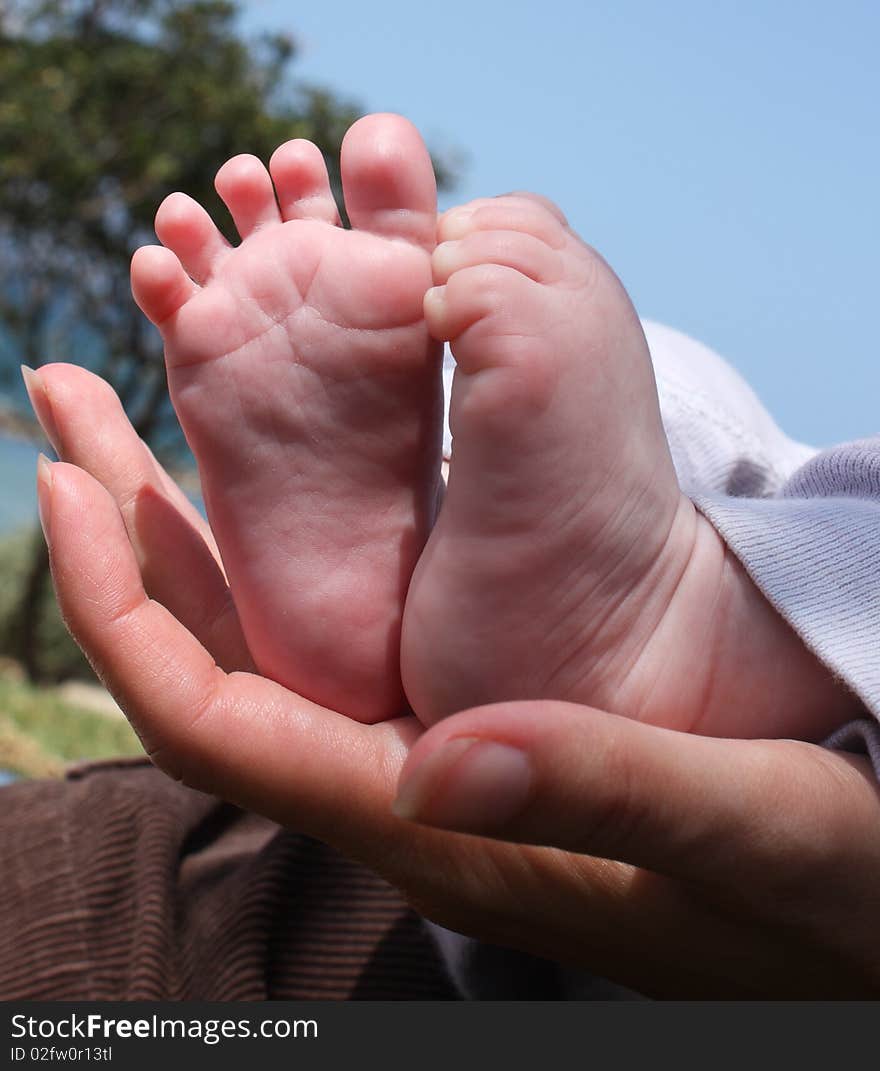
[24,363,251,672]
[39,457,413,845]
[393,700,880,887]
[38,473,880,997]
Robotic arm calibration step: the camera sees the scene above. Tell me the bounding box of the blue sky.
[240,0,879,447]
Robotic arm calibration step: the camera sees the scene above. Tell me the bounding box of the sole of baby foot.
[131,114,444,723]
[401,194,861,741]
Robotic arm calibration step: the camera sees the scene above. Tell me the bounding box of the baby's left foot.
[131,115,442,723]
[402,194,858,739]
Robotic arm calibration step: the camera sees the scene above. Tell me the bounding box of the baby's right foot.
[131,115,442,723]
[402,194,859,740]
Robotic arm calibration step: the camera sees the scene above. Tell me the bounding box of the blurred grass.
[0,525,93,682]
[0,526,145,779]
[0,673,145,778]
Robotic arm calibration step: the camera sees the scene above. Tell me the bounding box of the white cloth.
[433,320,880,999]
[645,321,880,720]
[442,319,880,718]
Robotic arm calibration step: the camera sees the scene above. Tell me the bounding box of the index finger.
[25,363,251,672]
[40,458,409,846]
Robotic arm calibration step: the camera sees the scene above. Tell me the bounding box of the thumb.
[393,701,860,885]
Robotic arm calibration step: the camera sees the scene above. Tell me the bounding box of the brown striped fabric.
[0,758,459,1000]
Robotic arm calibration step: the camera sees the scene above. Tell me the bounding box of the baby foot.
[131,114,443,723]
[402,194,857,739]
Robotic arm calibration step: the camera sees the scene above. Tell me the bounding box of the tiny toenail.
[432,241,457,266]
[442,206,475,230]
[440,219,474,242]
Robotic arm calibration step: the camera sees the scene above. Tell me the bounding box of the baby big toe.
[340,113,437,248]
[425,263,542,353]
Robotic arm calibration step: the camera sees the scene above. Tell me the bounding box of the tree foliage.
[0,0,451,450]
[0,0,454,678]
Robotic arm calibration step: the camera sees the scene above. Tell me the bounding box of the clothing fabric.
[3,322,877,1000]
[433,321,880,997]
[0,758,459,1000]
[442,319,880,725]
[644,321,880,722]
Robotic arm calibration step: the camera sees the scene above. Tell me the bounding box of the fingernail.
[393,737,533,831]
[36,453,54,543]
[21,365,62,457]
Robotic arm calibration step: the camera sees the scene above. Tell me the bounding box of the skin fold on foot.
[130,114,443,723]
[401,193,860,740]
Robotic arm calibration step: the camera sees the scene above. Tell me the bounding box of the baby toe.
[432,230,563,286]
[425,262,540,352]
[494,191,569,226]
[438,196,567,249]
[130,245,198,328]
[341,113,437,249]
[269,139,341,225]
[154,192,230,284]
[214,153,281,239]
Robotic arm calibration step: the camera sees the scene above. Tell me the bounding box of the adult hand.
[27,363,880,997]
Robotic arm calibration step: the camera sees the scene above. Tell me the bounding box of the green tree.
[0,0,454,680]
